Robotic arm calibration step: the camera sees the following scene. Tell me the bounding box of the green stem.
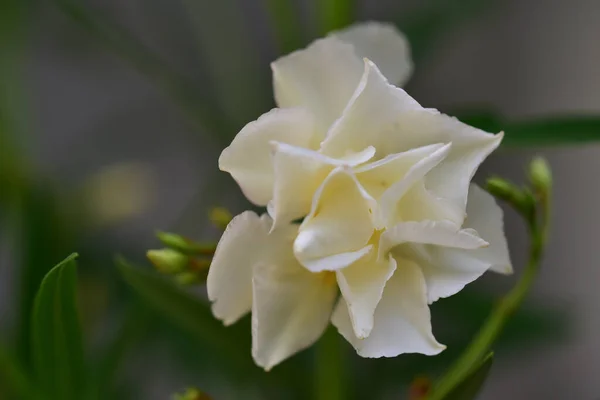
[429,194,550,400]
[264,0,303,53]
[317,0,354,35]
[314,327,345,400]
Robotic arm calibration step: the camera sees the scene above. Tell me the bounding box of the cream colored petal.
[207,211,272,325]
[364,108,503,216]
[320,59,422,158]
[332,257,445,357]
[270,142,375,229]
[378,220,488,260]
[330,21,413,86]
[355,143,446,199]
[464,184,512,274]
[394,186,511,303]
[219,108,315,205]
[294,167,376,271]
[336,251,396,339]
[271,37,364,136]
[411,244,495,304]
[251,262,337,371]
[396,181,465,225]
[377,144,451,228]
[300,245,373,273]
[316,59,501,217]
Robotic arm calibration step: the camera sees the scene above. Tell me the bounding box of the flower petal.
[299,245,373,273]
[354,143,447,199]
[320,59,422,158]
[330,21,413,86]
[272,37,364,135]
[332,257,445,357]
[336,250,396,339]
[397,185,511,303]
[464,184,512,274]
[396,181,466,225]
[252,262,337,371]
[317,58,501,217]
[377,143,452,228]
[378,219,488,260]
[219,108,315,205]
[294,167,376,271]
[207,211,272,325]
[269,142,375,230]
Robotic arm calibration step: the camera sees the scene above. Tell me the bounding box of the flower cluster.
[207,22,511,371]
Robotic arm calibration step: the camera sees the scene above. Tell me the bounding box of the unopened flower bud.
[174,271,201,286]
[485,177,516,202]
[156,231,216,255]
[528,157,552,193]
[147,249,188,274]
[209,207,233,229]
[486,176,536,220]
[172,388,211,400]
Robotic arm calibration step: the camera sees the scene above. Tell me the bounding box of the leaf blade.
[31,253,85,400]
[455,111,600,146]
[0,343,41,400]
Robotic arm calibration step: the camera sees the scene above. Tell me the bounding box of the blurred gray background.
[8,0,600,398]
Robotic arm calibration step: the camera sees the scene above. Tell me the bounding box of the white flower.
[208,22,512,370]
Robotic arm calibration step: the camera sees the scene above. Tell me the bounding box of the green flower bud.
[528,157,552,193]
[486,176,536,221]
[156,231,217,256]
[209,207,233,229]
[147,249,189,274]
[172,388,211,400]
[174,271,201,286]
[485,177,516,202]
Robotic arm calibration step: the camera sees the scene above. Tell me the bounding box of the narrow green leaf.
[455,112,600,146]
[264,0,304,53]
[31,253,86,400]
[317,0,354,35]
[437,352,494,400]
[116,257,254,374]
[0,344,41,400]
[502,116,600,146]
[16,187,74,368]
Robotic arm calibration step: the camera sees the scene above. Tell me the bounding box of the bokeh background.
[1,0,599,399]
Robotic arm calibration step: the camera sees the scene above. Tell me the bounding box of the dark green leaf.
[455,111,600,146]
[31,253,86,400]
[439,352,494,400]
[317,0,354,35]
[0,343,41,400]
[502,116,600,146]
[116,257,254,374]
[264,0,304,53]
[16,186,75,368]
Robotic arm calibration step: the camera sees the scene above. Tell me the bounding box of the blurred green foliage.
[0,0,596,398]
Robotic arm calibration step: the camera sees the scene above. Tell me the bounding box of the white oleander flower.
[208,22,512,370]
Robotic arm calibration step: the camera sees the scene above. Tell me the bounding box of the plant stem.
[264,0,304,54]
[317,0,354,35]
[314,327,345,400]
[428,191,551,400]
